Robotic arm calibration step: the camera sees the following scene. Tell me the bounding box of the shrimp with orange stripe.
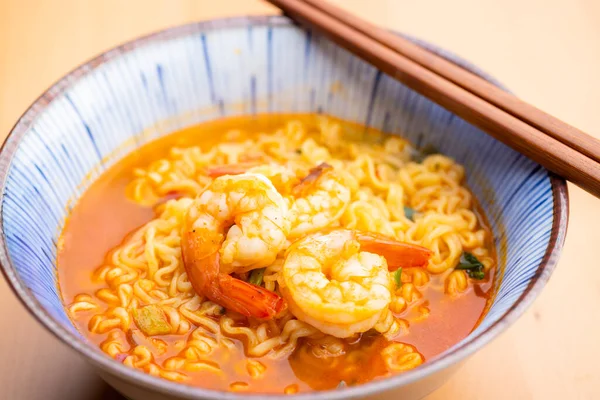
[180,173,290,320]
[279,229,432,338]
[187,163,432,324]
[208,161,355,238]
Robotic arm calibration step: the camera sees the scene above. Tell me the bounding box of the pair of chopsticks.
[266,0,600,198]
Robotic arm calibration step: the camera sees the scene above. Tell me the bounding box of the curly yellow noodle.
[389,295,407,314]
[373,309,409,340]
[445,270,469,296]
[67,117,495,386]
[68,294,97,313]
[100,331,126,357]
[403,268,430,287]
[381,343,424,372]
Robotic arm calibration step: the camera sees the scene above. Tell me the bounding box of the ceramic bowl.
[0,15,567,400]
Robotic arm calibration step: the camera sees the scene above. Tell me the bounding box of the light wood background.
[1,1,599,399]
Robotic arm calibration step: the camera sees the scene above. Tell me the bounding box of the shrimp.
[279,229,432,338]
[180,173,290,319]
[207,162,353,238]
[287,162,352,238]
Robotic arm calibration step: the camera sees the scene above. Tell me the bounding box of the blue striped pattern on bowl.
[0,15,566,398]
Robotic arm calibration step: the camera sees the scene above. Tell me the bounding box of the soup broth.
[59,114,495,393]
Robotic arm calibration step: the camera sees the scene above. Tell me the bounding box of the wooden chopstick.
[266,0,600,198]
[302,0,600,166]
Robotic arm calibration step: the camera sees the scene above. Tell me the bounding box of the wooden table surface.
[1,1,599,399]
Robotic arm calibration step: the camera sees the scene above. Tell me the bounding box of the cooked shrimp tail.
[355,231,433,271]
[182,245,286,320]
[291,162,332,197]
[216,272,286,319]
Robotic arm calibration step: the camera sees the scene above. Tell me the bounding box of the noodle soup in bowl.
[0,16,567,400]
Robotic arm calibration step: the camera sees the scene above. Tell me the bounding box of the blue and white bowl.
[0,16,567,400]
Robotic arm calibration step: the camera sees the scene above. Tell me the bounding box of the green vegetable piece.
[456,252,485,280]
[132,304,171,336]
[393,268,403,289]
[248,268,265,286]
[469,270,485,280]
[456,252,483,270]
[338,381,347,388]
[404,206,416,221]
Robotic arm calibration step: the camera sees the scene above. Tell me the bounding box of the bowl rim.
[0,15,569,400]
